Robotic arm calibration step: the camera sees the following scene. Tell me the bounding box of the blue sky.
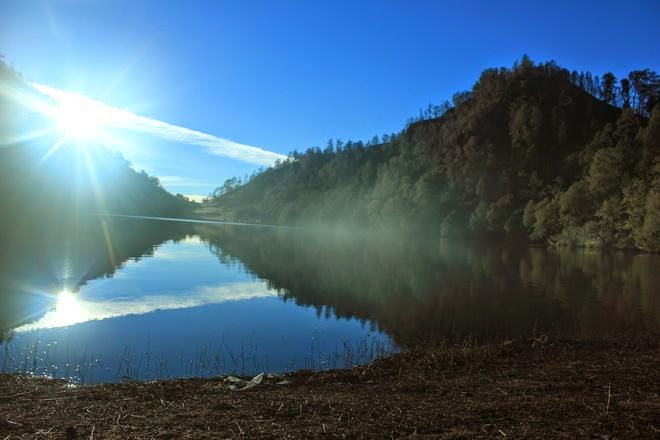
[1,0,659,199]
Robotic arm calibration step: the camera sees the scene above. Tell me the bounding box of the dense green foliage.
[206,58,660,251]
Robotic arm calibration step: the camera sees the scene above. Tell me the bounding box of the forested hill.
[204,58,660,252]
[0,60,192,234]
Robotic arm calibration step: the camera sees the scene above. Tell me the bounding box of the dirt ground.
[0,337,658,439]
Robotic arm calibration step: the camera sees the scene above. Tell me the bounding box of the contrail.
[31,82,287,166]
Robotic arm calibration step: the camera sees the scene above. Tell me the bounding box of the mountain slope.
[204,59,660,251]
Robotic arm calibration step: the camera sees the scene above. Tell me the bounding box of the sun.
[24,290,90,330]
[55,97,103,140]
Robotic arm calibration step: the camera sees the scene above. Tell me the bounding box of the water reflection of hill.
[0,217,192,339]
[3,220,657,347]
[197,225,659,346]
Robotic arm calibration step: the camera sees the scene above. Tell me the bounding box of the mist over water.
[0,217,657,383]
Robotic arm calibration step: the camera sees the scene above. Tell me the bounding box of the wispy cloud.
[31,83,287,166]
[158,175,210,187]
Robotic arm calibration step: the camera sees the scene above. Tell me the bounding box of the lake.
[0,217,657,383]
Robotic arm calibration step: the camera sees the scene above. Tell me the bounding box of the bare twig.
[0,389,38,400]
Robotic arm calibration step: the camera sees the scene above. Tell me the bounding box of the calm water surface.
[0,217,657,383]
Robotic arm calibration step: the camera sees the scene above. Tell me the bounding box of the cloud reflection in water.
[15,281,277,333]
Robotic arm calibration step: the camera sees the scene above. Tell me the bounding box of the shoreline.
[190,211,660,255]
[1,336,658,438]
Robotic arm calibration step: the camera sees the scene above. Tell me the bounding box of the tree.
[594,196,624,246]
[628,69,660,115]
[640,105,660,157]
[629,70,644,111]
[517,54,535,72]
[587,147,625,195]
[585,72,595,95]
[601,72,617,104]
[209,178,239,200]
[639,189,660,251]
[559,181,591,226]
[619,78,631,108]
[593,75,601,98]
[452,91,471,107]
[149,176,162,187]
[530,197,560,240]
[509,100,543,148]
[325,139,335,154]
[522,200,536,230]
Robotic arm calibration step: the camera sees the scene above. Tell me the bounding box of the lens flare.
[41,290,89,329]
[54,97,103,141]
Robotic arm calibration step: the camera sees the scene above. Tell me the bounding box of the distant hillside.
[0,60,193,234]
[203,58,660,251]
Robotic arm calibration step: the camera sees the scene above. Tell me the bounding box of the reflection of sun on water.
[48,290,88,328]
[15,282,278,333]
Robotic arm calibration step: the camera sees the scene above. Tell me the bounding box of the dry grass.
[0,336,658,439]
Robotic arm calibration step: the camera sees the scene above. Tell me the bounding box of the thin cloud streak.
[158,175,210,187]
[31,83,287,166]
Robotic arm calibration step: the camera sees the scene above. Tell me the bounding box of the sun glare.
[14,290,90,331]
[49,290,88,328]
[55,98,103,140]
